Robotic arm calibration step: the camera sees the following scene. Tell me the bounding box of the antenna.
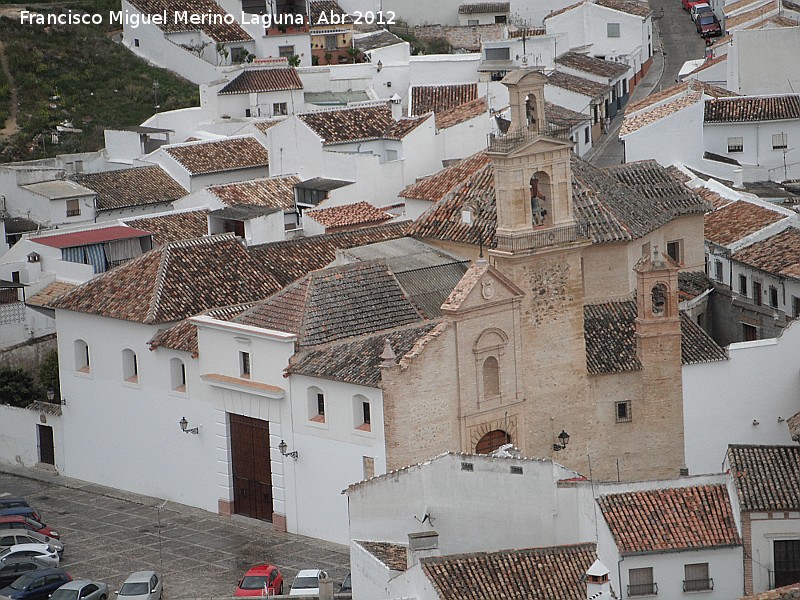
[588,453,600,544]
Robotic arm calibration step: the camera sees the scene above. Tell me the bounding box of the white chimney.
[390,93,403,120]
[732,168,744,189]
[586,559,612,600]
[407,531,440,569]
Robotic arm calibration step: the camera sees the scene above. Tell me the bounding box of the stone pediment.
[441,260,524,314]
[501,133,573,160]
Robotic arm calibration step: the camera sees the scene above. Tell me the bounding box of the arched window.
[170,358,186,392]
[352,394,371,431]
[475,430,511,454]
[651,283,668,316]
[483,356,500,398]
[122,349,138,383]
[307,386,325,423]
[74,339,90,373]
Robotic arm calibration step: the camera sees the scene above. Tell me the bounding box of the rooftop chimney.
[586,559,611,600]
[407,531,440,569]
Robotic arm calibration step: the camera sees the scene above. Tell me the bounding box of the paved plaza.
[0,465,350,598]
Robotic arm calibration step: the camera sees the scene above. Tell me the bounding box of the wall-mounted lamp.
[553,430,570,451]
[279,439,298,459]
[752,419,760,427]
[46,387,65,406]
[376,60,383,72]
[179,416,199,434]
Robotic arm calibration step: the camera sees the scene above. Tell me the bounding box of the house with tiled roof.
[142,136,270,192]
[304,201,393,234]
[598,484,742,600]
[546,70,612,141]
[457,2,511,25]
[544,0,655,92]
[308,0,355,65]
[555,51,632,118]
[204,66,304,120]
[724,445,800,594]
[123,208,210,246]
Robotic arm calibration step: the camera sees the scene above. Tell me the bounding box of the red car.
[235,564,283,596]
[682,0,706,10]
[0,516,60,540]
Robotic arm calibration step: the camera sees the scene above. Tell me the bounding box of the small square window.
[239,351,251,379]
[278,45,294,58]
[494,15,507,23]
[461,462,474,471]
[616,400,632,423]
[727,137,744,152]
[738,274,748,296]
[66,198,81,217]
[134,38,140,47]
[666,239,683,264]
[510,465,523,474]
[684,562,711,592]
[273,102,288,116]
[468,19,479,25]
[607,22,620,37]
[773,132,788,150]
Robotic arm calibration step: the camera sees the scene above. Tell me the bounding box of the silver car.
[51,580,110,600]
[116,571,162,600]
[0,543,59,567]
[0,529,64,558]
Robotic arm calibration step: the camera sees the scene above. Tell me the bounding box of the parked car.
[339,573,351,593]
[0,568,71,600]
[682,0,707,10]
[0,517,59,540]
[696,13,722,36]
[51,579,109,600]
[289,570,327,596]
[690,2,712,20]
[0,558,51,588]
[235,564,283,596]
[0,499,30,513]
[116,571,162,600]
[0,544,60,568]
[0,508,43,524]
[0,530,64,558]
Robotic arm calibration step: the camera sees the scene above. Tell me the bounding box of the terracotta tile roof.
[626,79,736,114]
[547,70,611,99]
[435,97,488,129]
[679,271,714,301]
[748,15,799,27]
[787,411,800,442]
[400,151,492,201]
[236,261,425,346]
[599,485,741,554]
[704,200,786,246]
[696,186,733,209]
[310,0,353,23]
[584,300,727,373]
[785,0,800,10]
[458,2,510,13]
[421,543,597,600]
[731,227,800,279]
[26,281,76,309]
[306,201,392,229]
[666,165,692,184]
[126,0,252,42]
[164,137,269,175]
[299,104,426,145]
[355,541,407,571]
[148,303,255,356]
[555,51,630,79]
[584,301,642,374]
[126,210,209,246]
[354,29,405,51]
[52,234,280,324]
[620,91,702,136]
[288,322,439,386]
[725,0,778,28]
[249,221,409,288]
[411,83,478,116]
[727,445,800,511]
[544,0,585,20]
[724,0,762,16]
[75,166,186,211]
[218,68,303,95]
[743,584,800,600]
[254,120,285,135]
[704,95,800,123]
[545,101,591,129]
[687,53,728,76]
[604,160,711,213]
[595,0,653,16]
[208,176,299,212]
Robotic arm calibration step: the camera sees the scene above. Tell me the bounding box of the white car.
[289,569,328,596]
[690,3,712,20]
[0,543,60,567]
[0,529,64,558]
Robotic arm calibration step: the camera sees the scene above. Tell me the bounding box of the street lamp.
[179,416,199,434]
[553,430,570,451]
[278,439,298,459]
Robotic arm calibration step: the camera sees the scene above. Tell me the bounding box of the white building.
[200,65,305,120]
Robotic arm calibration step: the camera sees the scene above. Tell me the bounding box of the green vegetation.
[0,366,40,407]
[38,350,60,403]
[390,21,453,55]
[0,0,199,162]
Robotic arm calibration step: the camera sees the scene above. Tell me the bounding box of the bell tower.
[488,69,580,252]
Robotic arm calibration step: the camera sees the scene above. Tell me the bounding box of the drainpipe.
[618,555,625,600]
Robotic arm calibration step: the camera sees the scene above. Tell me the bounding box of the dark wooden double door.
[230,414,273,522]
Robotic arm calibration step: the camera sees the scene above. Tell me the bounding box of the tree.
[287,54,301,67]
[38,350,60,403]
[346,46,361,64]
[0,367,40,408]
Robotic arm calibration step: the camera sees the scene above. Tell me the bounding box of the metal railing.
[487,124,573,153]
[494,222,589,253]
[628,582,658,596]
[683,578,714,592]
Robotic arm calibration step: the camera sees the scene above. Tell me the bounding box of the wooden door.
[230,414,273,522]
[37,425,54,465]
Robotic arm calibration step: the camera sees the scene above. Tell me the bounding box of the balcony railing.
[487,123,573,153]
[683,578,714,592]
[494,222,589,253]
[628,583,658,597]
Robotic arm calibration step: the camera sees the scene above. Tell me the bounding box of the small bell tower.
[488,69,580,255]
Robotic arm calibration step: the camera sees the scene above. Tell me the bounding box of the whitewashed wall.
[622,101,704,166]
[748,514,800,593]
[728,28,800,95]
[0,405,61,469]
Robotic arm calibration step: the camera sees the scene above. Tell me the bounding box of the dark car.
[696,13,722,37]
[0,558,51,588]
[0,500,30,513]
[0,568,71,600]
[339,573,352,593]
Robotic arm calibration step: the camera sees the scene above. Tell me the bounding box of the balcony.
[494,222,590,253]
[683,578,714,592]
[628,583,658,597]
[487,123,573,154]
